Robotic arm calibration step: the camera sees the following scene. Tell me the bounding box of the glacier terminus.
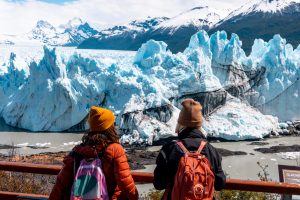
[0,30,299,144]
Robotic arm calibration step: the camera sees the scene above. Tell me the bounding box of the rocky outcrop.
[178,89,227,116]
[118,104,175,136]
[255,145,300,154]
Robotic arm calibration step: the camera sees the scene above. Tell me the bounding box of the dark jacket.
[153,128,226,199]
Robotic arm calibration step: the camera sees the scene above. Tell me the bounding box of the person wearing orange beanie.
[50,106,138,200]
[153,99,225,200]
[88,106,115,132]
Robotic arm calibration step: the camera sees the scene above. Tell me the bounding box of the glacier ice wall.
[1,30,299,143]
[248,35,300,104]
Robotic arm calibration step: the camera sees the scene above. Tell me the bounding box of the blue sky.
[0,0,250,35]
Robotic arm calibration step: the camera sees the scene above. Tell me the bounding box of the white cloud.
[0,0,251,35]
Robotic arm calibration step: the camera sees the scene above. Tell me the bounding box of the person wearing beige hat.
[175,98,207,136]
[50,106,138,200]
[153,99,226,200]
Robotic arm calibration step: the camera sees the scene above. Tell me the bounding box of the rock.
[263,133,271,138]
[27,145,49,149]
[271,131,279,136]
[255,145,300,154]
[216,148,247,157]
[295,122,300,131]
[126,149,159,170]
[288,124,295,129]
[0,144,20,150]
[294,130,300,135]
[248,141,269,146]
[280,129,290,135]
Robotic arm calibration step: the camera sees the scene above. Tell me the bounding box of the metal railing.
[0,161,300,199]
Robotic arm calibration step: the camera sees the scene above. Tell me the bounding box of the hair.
[82,125,120,147]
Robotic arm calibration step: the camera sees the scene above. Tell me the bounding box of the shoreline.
[1,135,300,170]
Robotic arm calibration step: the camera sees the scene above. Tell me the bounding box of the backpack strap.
[196,141,207,154]
[176,141,190,154]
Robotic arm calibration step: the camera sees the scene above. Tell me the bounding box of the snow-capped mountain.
[210,0,300,54]
[147,6,226,52]
[226,0,300,18]
[29,18,98,46]
[95,17,168,38]
[78,6,229,52]
[28,20,59,45]
[156,6,224,32]
[0,35,16,45]
[1,18,98,46]
[79,17,169,50]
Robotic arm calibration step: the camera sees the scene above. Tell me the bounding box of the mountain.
[78,6,227,52]
[28,18,98,46]
[78,16,169,50]
[97,17,169,38]
[145,6,225,53]
[1,18,98,46]
[0,35,16,45]
[155,6,223,31]
[210,0,300,54]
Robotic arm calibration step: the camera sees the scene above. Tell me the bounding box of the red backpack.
[168,141,215,200]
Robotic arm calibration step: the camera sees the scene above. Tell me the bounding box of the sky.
[0,0,251,35]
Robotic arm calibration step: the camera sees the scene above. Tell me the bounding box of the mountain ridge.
[0,18,98,46]
[78,6,226,52]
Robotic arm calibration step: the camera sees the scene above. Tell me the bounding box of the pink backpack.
[169,141,215,200]
[71,157,109,200]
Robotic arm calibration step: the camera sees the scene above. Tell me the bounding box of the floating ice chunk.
[279,122,289,129]
[277,152,300,160]
[35,142,51,147]
[62,141,81,146]
[16,142,29,147]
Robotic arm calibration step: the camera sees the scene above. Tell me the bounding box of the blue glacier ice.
[248,35,300,104]
[0,30,299,143]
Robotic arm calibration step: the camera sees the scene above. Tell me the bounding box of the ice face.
[203,98,278,140]
[210,31,246,66]
[0,52,26,114]
[134,39,168,69]
[247,34,300,106]
[1,29,299,143]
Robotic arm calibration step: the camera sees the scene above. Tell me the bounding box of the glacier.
[0,30,299,144]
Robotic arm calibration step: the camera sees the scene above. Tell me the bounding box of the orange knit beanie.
[178,98,203,128]
[88,106,115,132]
